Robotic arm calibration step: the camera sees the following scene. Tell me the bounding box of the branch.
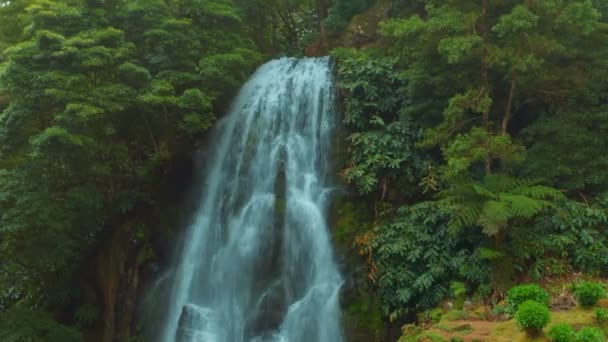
[143,114,159,154]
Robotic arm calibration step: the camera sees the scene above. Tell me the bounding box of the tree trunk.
[501,74,517,134]
[480,0,492,174]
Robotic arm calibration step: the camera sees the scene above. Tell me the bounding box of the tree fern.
[440,174,564,236]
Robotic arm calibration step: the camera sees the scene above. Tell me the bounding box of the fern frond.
[500,194,547,218]
[477,216,503,235]
[477,200,510,235]
[449,205,481,231]
[440,174,562,236]
[481,200,512,222]
[512,184,564,200]
[471,183,498,199]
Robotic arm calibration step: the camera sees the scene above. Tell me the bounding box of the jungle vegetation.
[0,0,607,341]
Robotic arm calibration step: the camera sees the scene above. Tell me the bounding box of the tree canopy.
[334,0,608,320]
[1,0,608,340]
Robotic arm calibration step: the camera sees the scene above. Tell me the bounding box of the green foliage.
[338,0,608,331]
[574,282,606,307]
[575,327,606,342]
[549,323,577,342]
[324,0,374,34]
[450,281,467,309]
[1,0,608,338]
[333,48,428,196]
[515,300,550,336]
[595,308,608,324]
[506,284,550,315]
[429,308,443,324]
[368,202,488,318]
[526,198,608,276]
[440,129,525,180]
[342,287,384,337]
[379,0,607,184]
[0,308,82,342]
[523,108,608,195]
[332,48,405,128]
[491,302,508,318]
[440,174,564,236]
[238,0,319,54]
[344,119,424,195]
[593,0,608,22]
[0,0,261,336]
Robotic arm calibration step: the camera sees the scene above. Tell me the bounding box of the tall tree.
[0,0,260,338]
[381,0,604,179]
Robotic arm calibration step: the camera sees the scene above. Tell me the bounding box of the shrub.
[516,300,550,337]
[430,308,444,323]
[548,323,576,342]
[507,284,550,315]
[575,327,605,342]
[364,202,482,319]
[595,307,608,324]
[574,282,606,307]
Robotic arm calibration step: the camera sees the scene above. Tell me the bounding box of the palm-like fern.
[440,174,565,236]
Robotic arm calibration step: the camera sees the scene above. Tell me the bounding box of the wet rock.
[244,284,287,338]
[175,304,218,342]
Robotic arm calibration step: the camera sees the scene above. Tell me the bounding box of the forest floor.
[401,299,608,342]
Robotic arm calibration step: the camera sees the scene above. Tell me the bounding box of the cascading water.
[158,57,343,342]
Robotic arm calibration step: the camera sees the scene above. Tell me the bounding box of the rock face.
[175,304,218,342]
[305,0,393,56]
[243,282,287,338]
[340,0,392,48]
[91,227,141,342]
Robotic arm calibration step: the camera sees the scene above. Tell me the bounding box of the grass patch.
[403,298,607,341]
[487,307,598,341]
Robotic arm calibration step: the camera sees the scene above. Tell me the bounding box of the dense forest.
[1,0,607,341]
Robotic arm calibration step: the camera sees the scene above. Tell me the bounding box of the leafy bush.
[595,307,608,324]
[333,48,428,196]
[575,327,605,342]
[515,300,550,337]
[549,323,576,342]
[529,199,608,276]
[0,308,82,342]
[450,281,467,309]
[506,284,550,315]
[367,202,488,318]
[574,282,606,307]
[430,308,443,324]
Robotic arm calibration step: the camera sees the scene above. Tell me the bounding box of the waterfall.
[159,57,344,342]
